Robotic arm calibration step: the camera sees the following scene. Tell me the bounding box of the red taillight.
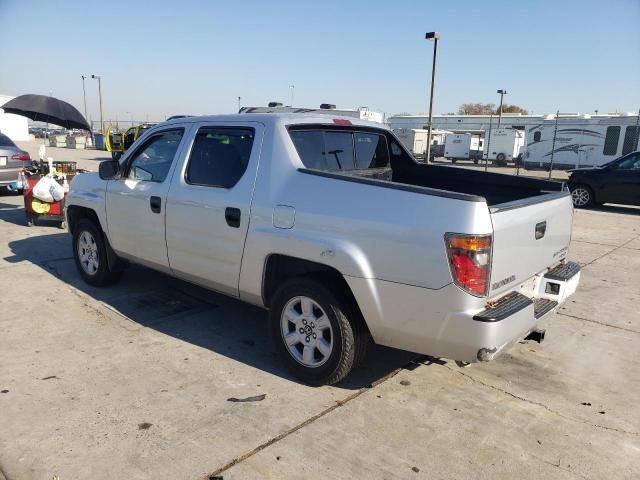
[445,233,492,296]
[12,153,31,162]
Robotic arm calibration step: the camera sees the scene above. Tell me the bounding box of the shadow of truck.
[5,232,417,389]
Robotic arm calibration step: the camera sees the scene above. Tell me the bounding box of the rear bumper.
[0,167,22,185]
[346,261,581,363]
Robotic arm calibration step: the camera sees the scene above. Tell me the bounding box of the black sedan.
[568,151,640,208]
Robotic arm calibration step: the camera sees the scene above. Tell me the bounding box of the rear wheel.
[570,185,594,208]
[495,153,507,165]
[270,278,367,385]
[73,218,123,286]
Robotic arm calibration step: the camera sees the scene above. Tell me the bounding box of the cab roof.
[159,112,389,130]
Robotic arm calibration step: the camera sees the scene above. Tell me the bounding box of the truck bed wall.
[390,160,565,206]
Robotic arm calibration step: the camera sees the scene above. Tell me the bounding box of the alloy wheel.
[77,230,99,275]
[280,296,334,368]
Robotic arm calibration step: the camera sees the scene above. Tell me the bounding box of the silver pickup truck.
[66,113,580,385]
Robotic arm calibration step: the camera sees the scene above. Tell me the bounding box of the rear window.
[290,129,389,171]
[0,133,17,147]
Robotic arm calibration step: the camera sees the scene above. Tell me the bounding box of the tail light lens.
[445,233,492,296]
[12,153,31,162]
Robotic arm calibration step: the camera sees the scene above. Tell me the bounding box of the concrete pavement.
[0,150,638,479]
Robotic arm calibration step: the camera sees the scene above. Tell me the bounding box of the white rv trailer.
[444,133,483,163]
[524,114,640,170]
[485,128,526,165]
[392,128,450,157]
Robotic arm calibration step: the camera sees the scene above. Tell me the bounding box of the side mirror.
[98,159,121,180]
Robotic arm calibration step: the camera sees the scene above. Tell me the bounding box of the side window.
[603,126,621,156]
[185,127,254,188]
[126,129,183,182]
[533,131,541,142]
[616,154,640,170]
[622,126,640,155]
[355,133,389,168]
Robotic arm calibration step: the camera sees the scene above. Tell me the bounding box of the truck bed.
[390,162,565,207]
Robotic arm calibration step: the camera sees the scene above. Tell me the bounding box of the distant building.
[0,94,29,141]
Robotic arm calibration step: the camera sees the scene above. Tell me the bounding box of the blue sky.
[1,0,638,122]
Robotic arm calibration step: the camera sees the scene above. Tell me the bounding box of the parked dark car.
[568,151,640,208]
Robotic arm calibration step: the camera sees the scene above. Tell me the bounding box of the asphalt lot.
[0,142,638,479]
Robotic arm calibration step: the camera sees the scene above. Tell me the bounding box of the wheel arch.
[66,205,103,234]
[67,206,124,271]
[262,255,371,337]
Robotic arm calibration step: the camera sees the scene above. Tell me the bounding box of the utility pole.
[91,75,104,134]
[425,31,440,163]
[238,96,241,112]
[290,85,295,107]
[81,75,88,123]
[497,89,507,127]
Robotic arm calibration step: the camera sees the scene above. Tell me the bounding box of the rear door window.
[290,129,389,171]
[185,127,255,188]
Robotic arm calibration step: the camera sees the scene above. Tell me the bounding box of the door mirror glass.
[98,159,121,180]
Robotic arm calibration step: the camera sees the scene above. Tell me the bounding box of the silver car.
[0,133,30,192]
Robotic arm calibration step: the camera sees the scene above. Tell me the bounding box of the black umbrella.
[1,94,91,131]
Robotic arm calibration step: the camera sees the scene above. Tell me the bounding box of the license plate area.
[0,156,7,167]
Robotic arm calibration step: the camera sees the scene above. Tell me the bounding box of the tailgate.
[489,192,573,297]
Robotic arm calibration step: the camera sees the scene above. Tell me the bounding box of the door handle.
[150,196,162,213]
[225,207,241,228]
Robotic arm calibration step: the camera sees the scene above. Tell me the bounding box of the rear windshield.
[0,133,17,147]
[290,129,390,171]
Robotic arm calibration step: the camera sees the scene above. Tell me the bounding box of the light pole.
[425,32,440,163]
[237,96,241,112]
[81,75,88,123]
[497,89,507,127]
[91,74,104,134]
[290,85,295,107]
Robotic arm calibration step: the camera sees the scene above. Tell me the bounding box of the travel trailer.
[444,133,483,163]
[522,114,639,169]
[392,128,450,158]
[485,128,526,165]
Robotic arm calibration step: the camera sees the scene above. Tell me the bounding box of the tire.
[495,153,507,165]
[270,277,367,386]
[570,184,594,208]
[451,159,457,164]
[72,218,123,286]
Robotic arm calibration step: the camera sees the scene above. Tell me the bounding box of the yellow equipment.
[105,123,155,160]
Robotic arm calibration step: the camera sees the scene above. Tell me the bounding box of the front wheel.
[72,218,123,286]
[270,278,367,386]
[570,185,594,208]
